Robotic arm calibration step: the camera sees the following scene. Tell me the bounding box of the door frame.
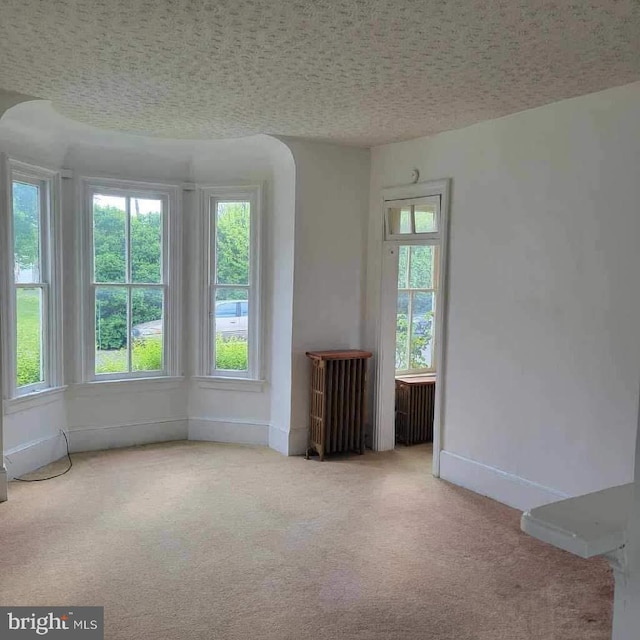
[373,179,451,476]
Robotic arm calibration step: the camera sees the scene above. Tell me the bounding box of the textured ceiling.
[0,0,639,146]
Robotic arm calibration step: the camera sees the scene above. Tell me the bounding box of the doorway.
[373,179,450,476]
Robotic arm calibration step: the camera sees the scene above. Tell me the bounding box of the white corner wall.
[282,139,371,454]
[366,81,640,508]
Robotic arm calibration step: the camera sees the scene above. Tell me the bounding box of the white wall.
[283,139,371,454]
[366,81,640,506]
[266,143,296,453]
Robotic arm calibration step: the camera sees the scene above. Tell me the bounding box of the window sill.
[192,376,266,393]
[69,376,186,397]
[4,386,68,415]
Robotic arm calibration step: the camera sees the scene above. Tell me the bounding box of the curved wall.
[0,100,298,475]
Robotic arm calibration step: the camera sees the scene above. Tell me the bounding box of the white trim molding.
[68,419,188,452]
[0,466,7,502]
[68,376,185,397]
[192,376,266,393]
[287,427,308,456]
[374,178,451,478]
[268,424,290,455]
[3,386,66,415]
[189,418,269,446]
[3,432,68,480]
[439,450,569,511]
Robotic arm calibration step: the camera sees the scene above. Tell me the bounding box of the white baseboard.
[0,465,7,501]
[266,425,307,456]
[439,450,569,511]
[189,418,269,446]
[268,424,289,455]
[288,427,308,456]
[68,419,188,453]
[4,433,68,480]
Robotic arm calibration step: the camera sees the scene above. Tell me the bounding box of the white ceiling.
[0,0,638,147]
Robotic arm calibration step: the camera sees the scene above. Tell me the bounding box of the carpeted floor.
[0,441,613,639]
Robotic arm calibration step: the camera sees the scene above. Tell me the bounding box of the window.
[385,193,442,375]
[2,160,61,398]
[396,245,438,373]
[386,196,439,239]
[83,180,179,380]
[200,186,261,379]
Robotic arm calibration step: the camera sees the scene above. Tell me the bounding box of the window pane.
[13,181,41,284]
[214,288,248,371]
[400,209,412,233]
[395,291,409,371]
[93,195,126,283]
[16,287,43,387]
[387,207,412,235]
[398,246,409,289]
[132,288,164,371]
[131,198,162,284]
[409,245,434,288]
[410,292,434,370]
[215,201,250,285]
[95,287,128,374]
[414,204,437,233]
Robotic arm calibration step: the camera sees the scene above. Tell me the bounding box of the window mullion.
[126,196,132,284]
[39,282,48,386]
[126,197,132,373]
[210,283,221,375]
[40,179,48,286]
[406,246,412,369]
[214,284,250,291]
[407,290,414,371]
[126,286,132,373]
[210,199,216,374]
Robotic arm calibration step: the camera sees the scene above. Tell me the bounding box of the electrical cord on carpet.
[13,430,72,482]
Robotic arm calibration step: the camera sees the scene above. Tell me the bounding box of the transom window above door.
[385,195,440,240]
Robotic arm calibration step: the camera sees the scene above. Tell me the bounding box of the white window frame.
[385,195,441,241]
[375,179,451,475]
[386,195,443,376]
[197,185,262,381]
[79,177,182,382]
[0,156,63,400]
[395,244,440,376]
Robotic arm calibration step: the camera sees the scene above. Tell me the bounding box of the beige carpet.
[0,442,613,639]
